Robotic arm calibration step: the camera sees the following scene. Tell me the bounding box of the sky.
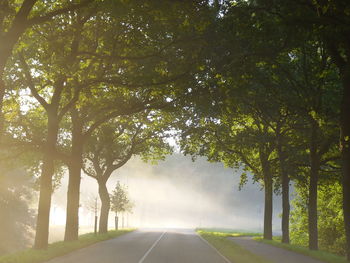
[49,153,284,241]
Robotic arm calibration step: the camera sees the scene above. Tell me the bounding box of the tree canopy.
[0,0,349,260]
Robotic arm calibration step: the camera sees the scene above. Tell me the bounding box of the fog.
[49,154,283,242]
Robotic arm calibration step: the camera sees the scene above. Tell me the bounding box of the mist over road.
[51,154,283,234]
[45,229,230,263]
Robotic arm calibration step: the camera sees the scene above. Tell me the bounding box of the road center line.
[196,232,232,263]
[138,231,166,263]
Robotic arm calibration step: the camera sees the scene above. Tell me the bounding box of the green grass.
[197,230,271,263]
[196,228,262,237]
[0,229,134,263]
[254,237,349,263]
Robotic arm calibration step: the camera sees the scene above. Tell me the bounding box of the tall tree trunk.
[308,121,319,250]
[115,212,119,230]
[281,170,290,243]
[64,159,82,241]
[33,114,58,249]
[260,151,273,240]
[308,157,319,250]
[98,179,110,234]
[263,172,273,240]
[276,136,290,244]
[33,155,54,249]
[340,66,350,260]
[64,111,83,242]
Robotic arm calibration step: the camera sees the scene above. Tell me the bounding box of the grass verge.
[197,228,261,237]
[0,229,134,263]
[197,230,271,263]
[254,237,348,263]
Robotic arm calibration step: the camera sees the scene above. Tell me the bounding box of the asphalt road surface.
[46,229,231,263]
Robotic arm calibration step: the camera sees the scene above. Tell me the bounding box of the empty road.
[46,229,230,263]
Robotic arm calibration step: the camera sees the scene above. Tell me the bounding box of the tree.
[83,195,100,234]
[0,0,93,135]
[291,180,345,256]
[110,181,133,230]
[220,0,350,257]
[2,0,212,246]
[0,165,34,254]
[83,112,172,233]
[272,45,340,250]
[6,7,99,249]
[243,43,341,247]
[58,0,211,242]
[195,2,342,249]
[178,79,278,240]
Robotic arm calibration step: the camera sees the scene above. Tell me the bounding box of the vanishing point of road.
[46,229,230,263]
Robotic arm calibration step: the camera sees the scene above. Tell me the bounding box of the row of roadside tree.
[0,0,350,260]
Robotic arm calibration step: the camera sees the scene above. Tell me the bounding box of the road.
[46,229,230,263]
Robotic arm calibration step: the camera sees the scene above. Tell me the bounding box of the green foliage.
[318,183,346,255]
[291,182,346,255]
[83,110,173,183]
[180,0,344,256]
[110,181,133,215]
[197,228,262,237]
[0,148,40,255]
[0,170,34,255]
[0,0,214,250]
[0,0,348,258]
[290,185,309,247]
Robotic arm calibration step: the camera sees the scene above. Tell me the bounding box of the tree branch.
[82,162,98,179]
[58,87,81,121]
[18,52,49,110]
[27,0,94,26]
[214,130,261,176]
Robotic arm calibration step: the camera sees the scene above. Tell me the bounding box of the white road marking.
[138,231,166,263]
[196,232,232,263]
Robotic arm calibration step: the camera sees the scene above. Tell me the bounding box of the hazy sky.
[50,153,283,237]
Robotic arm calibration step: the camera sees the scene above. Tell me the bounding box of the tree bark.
[33,113,58,249]
[308,121,319,250]
[276,136,290,244]
[115,214,119,230]
[340,65,350,260]
[33,155,54,249]
[281,169,290,243]
[98,179,110,234]
[64,159,82,241]
[260,150,273,240]
[263,173,273,240]
[64,110,83,242]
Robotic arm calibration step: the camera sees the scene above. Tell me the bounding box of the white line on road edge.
[138,231,166,263]
[196,232,232,263]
